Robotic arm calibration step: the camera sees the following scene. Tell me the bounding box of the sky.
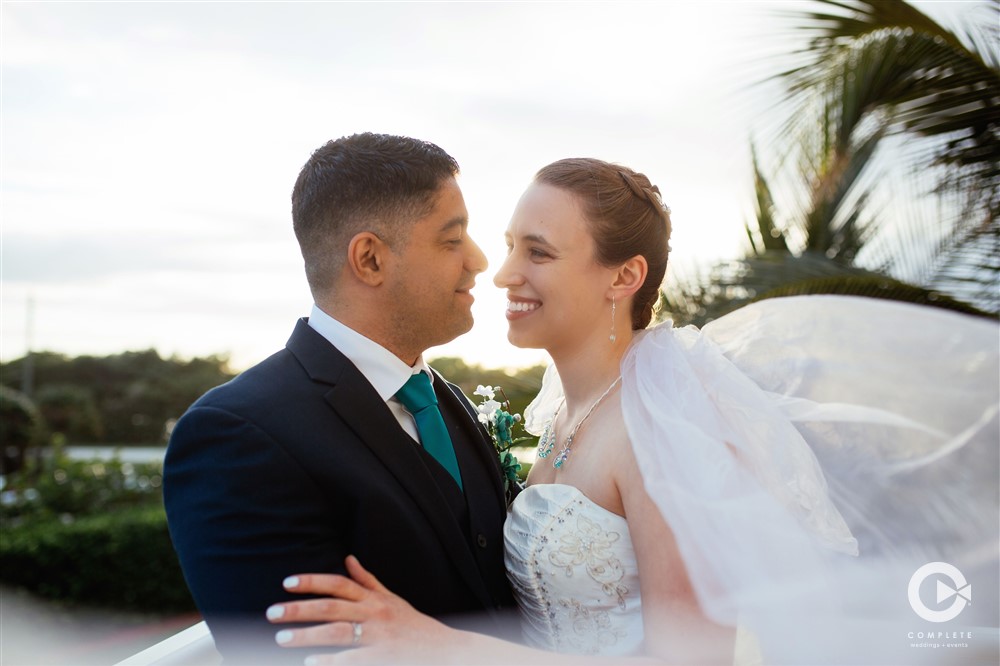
[0,0,976,371]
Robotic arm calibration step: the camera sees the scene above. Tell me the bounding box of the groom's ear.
[610,255,648,299]
[347,232,388,287]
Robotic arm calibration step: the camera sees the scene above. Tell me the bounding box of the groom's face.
[383,177,488,357]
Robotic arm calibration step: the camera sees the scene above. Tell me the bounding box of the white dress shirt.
[307,304,431,442]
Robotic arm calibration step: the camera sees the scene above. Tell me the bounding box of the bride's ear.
[609,255,647,299]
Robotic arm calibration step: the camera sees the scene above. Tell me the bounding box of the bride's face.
[494,182,616,353]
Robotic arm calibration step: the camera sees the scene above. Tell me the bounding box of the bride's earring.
[610,296,617,343]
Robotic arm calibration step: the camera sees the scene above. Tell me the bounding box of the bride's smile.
[505,297,541,318]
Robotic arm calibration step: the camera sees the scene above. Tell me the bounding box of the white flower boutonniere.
[473,385,529,498]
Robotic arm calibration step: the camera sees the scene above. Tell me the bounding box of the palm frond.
[659,252,992,328]
[801,122,883,258]
[747,145,789,254]
[778,0,990,73]
[756,273,995,319]
[927,216,1000,315]
[778,0,1000,199]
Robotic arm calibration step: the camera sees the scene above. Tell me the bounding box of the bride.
[267,158,999,665]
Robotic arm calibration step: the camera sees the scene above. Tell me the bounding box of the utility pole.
[22,295,34,397]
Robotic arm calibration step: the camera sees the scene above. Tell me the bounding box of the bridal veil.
[525,295,999,665]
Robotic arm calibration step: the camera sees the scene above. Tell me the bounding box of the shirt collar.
[307,304,432,402]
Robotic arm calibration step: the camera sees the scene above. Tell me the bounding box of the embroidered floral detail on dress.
[548,507,630,609]
[557,599,626,654]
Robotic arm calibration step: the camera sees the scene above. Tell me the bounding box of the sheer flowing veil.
[525,295,999,664]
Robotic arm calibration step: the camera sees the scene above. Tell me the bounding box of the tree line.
[1,350,235,445]
[0,349,545,474]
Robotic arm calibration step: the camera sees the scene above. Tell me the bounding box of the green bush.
[0,504,195,613]
[0,451,194,612]
[1,456,164,523]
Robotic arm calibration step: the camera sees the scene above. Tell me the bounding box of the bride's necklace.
[537,376,622,469]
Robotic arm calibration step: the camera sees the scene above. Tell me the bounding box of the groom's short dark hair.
[292,132,460,296]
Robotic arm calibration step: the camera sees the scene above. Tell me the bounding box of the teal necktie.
[396,373,463,491]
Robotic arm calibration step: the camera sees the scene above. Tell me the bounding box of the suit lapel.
[286,320,495,609]
[433,374,506,515]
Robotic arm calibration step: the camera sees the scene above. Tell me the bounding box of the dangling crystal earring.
[609,296,617,343]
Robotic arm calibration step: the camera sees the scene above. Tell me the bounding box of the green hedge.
[0,504,195,613]
[0,449,533,613]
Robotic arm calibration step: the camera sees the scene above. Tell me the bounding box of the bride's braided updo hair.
[534,158,672,329]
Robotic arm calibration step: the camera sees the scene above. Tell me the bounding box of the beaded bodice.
[503,483,644,656]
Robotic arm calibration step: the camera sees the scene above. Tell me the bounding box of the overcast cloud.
[1,1,971,369]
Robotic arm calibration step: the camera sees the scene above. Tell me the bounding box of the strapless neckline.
[516,483,626,522]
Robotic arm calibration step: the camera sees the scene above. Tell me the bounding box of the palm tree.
[663,0,999,326]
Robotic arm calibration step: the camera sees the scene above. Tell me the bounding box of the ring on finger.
[351,621,363,646]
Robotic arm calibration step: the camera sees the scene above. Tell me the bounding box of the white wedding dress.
[504,483,644,657]
[503,296,999,664]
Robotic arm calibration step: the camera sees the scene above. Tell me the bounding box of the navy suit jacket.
[164,319,518,663]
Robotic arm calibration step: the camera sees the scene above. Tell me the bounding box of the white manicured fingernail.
[266,605,284,620]
[283,576,300,589]
[275,630,294,645]
[304,658,318,666]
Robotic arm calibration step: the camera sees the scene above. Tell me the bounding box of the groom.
[164,133,517,664]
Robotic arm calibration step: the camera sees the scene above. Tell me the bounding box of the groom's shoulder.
[197,318,341,405]
[191,346,303,412]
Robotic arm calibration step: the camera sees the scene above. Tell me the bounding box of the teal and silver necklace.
[537,376,622,468]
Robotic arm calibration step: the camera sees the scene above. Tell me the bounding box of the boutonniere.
[473,385,529,498]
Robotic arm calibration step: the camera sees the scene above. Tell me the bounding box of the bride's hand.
[266,555,457,664]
